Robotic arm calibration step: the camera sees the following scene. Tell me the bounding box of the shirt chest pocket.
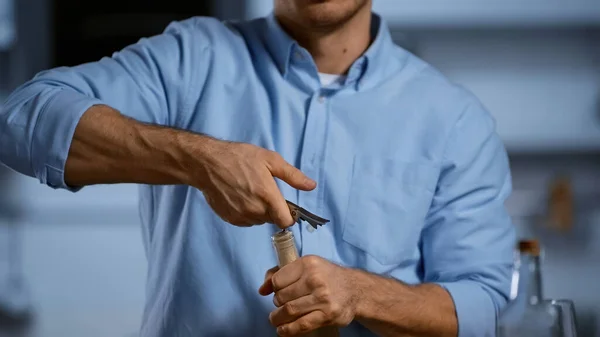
[342,157,440,266]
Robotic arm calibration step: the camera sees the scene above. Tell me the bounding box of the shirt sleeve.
[421,100,516,337]
[0,18,214,190]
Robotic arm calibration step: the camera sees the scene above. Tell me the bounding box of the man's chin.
[299,5,357,28]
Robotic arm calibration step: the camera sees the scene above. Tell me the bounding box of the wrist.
[132,123,192,185]
[170,130,221,189]
[345,268,373,320]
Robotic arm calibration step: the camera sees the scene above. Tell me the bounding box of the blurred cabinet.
[0,0,14,50]
[0,0,14,100]
[52,0,212,67]
[372,0,600,28]
[246,0,600,28]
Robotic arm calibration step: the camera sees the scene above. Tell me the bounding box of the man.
[0,0,515,336]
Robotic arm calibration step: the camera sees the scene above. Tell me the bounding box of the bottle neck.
[519,254,543,304]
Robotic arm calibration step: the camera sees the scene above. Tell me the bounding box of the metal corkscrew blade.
[285,200,330,230]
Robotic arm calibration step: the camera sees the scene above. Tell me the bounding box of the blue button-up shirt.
[0,13,515,337]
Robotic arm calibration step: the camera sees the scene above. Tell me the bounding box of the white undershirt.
[318,73,346,88]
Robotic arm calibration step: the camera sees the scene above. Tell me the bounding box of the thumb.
[268,155,316,191]
[258,266,279,296]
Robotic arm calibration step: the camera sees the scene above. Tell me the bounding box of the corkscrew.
[285,200,330,230]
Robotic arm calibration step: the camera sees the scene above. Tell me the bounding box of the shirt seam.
[178,44,212,128]
[422,101,475,229]
[45,163,63,173]
[440,101,474,164]
[29,89,63,179]
[176,20,218,127]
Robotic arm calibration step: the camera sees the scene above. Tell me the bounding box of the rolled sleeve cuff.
[436,281,497,337]
[31,89,103,191]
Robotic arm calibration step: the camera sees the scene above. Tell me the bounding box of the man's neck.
[275,9,372,75]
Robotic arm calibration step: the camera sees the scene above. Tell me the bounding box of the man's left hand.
[258,255,359,336]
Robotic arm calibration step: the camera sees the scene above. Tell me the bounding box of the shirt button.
[318,96,325,103]
[306,224,315,233]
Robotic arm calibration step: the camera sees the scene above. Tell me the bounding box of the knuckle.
[271,275,281,291]
[328,303,342,318]
[322,314,334,325]
[339,313,353,326]
[273,292,283,306]
[305,271,326,289]
[267,149,281,160]
[315,289,331,303]
[284,166,297,180]
[268,205,290,226]
[263,149,280,164]
[305,274,322,288]
[298,320,311,332]
[303,255,321,267]
[283,302,297,316]
[267,266,279,276]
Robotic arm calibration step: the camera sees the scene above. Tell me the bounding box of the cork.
[518,239,541,256]
[271,230,339,337]
[272,230,299,267]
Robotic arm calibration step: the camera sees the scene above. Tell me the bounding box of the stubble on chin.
[282,0,370,31]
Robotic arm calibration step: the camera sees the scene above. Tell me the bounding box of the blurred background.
[0,0,599,336]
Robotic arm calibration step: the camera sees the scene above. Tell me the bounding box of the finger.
[271,262,304,292]
[277,311,327,337]
[229,212,266,227]
[269,295,319,327]
[204,195,250,226]
[225,217,253,227]
[267,193,295,229]
[260,177,294,228]
[273,279,311,307]
[259,266,280,296]
[226,210,264,227]
[266,153,316,191]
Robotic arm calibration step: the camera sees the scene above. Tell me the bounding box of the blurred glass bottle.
[498,239,562,337]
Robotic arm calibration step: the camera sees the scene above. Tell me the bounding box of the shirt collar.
[263,12,397,91]
[264,13,297,76]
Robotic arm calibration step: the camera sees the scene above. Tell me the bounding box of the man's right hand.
[64,106,314,229]
[191,138,316,228]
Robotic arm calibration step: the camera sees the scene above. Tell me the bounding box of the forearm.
[65,105,203,187]
[352,269,457,337]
